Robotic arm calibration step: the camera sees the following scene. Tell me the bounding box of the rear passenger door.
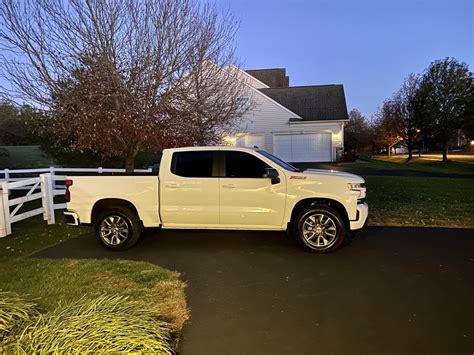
[160,150,220,227]
[219,151,286,229]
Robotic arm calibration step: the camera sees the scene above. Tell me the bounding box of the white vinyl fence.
[1,166,152,190]
[0,173,63,237]
[0,167,153,237]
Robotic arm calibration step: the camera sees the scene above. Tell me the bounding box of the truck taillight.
[65,179,73,203]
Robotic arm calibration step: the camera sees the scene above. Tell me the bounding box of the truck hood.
[301,169,364,183]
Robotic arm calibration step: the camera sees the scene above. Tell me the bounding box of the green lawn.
[0,216,188,349]
[365,176,474,228]
[348,155,474,175]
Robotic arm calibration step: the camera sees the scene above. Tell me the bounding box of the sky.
[214,0,473,117]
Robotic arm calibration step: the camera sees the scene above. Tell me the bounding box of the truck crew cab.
[64,147,368,253]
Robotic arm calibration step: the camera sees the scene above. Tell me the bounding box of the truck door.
[160,150,220,227]
[219,150,286,229]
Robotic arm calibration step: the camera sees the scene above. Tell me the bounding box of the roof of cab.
[163,146,260,152]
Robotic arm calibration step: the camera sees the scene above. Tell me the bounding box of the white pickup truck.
[64,147,368,253]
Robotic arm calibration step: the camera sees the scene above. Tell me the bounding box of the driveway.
[36,227,474,355]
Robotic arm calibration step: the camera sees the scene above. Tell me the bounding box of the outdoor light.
[471,140,474,145]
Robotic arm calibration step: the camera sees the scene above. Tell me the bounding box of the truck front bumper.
[349,203,368,231]
[64,211,80,226]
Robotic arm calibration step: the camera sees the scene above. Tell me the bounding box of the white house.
[225,67,349,163]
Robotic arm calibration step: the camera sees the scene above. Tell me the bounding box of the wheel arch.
[91,198,140,224]
[289,198,349,230]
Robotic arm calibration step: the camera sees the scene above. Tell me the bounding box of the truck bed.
[66,176,160,227]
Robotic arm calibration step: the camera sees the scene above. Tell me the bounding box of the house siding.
[236,90,300,153]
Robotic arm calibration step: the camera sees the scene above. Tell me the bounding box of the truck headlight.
[348,183,365,190]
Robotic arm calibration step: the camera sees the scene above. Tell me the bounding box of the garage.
[273,132,332,163]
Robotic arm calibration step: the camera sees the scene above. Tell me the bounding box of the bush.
[4,294,173,354]
[0,292,37,339]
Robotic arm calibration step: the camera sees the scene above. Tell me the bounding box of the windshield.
[256,150,298,172]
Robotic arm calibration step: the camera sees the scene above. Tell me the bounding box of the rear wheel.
[293,205,347,253]
[94,207,142,250]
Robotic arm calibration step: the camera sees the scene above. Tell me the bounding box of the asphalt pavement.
[36,226,474,355]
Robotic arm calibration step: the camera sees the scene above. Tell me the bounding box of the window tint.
[172,151,214,178]
[225,151,270,178]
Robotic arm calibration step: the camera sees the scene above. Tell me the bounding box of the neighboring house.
[225,67,349,163]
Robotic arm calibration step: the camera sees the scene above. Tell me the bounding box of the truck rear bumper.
[349,203,368,231]
[64,211,80,226]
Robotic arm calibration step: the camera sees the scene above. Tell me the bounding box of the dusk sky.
[215,0,473,117]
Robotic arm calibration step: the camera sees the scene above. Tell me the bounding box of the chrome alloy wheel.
[100,215,130,246]
[302,213,337,249]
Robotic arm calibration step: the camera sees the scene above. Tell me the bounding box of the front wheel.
[293,205,347,253]
[94,207,142,250]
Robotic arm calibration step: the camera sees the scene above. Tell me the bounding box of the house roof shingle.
[259,84,348,121]
[245,68,289,88]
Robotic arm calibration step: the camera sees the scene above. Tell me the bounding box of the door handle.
[165,182,178,188]
[222,184,235,189]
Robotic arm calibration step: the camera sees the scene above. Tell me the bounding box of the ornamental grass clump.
[0,292,37,339]
[6,295,173,354]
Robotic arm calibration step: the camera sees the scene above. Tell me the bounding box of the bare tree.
[393,73,420,160]
[0,0,249,170]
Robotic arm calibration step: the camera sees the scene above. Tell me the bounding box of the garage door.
[273,133,332,162]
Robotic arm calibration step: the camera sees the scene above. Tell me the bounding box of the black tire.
[94,207,142,250]
[293,205,347,253]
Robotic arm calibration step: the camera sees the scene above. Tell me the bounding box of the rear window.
[171,151,214,178]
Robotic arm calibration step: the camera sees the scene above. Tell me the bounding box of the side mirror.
[263,168,280,185]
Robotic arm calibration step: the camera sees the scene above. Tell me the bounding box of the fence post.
[4,169,10,197]
[42,174,55,225]
[48,173,55,224]
[50,166,56,190]
[0,182,11,237]
[40,174,50,223]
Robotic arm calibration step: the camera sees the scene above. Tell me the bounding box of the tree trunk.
[407,141,413,161]
[442,141,448,162]
[387,145,391,158]
[125,155,135,172]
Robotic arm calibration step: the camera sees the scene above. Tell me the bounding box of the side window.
[224,151,270,178]
[171,151,214,178]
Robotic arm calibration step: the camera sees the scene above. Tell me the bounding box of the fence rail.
[0,166,154,237]
[0,173,67,237]
[0,166,153,190]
